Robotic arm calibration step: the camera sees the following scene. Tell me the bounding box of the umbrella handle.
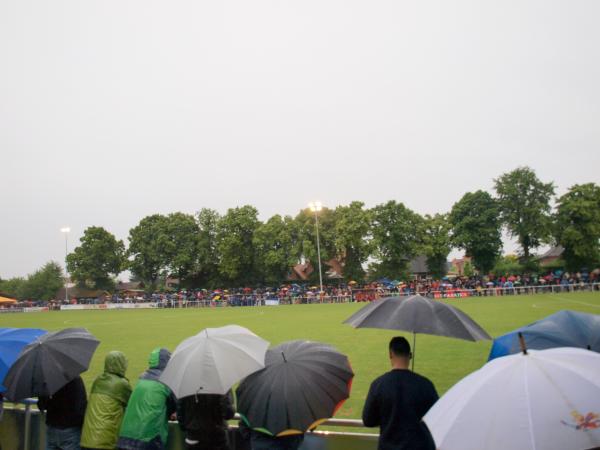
[518,332,528,355]
[411,332,416,371]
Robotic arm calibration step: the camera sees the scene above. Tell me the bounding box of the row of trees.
[0,262,64,301]
[58,167,600,291]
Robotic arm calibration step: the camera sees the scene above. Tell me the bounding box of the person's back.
[81,351,132,450]
[38,376,87,450]
[362,337,438,450]
[177,392,234,450]
[117,348,176,450]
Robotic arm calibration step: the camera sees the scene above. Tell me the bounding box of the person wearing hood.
[117,348,176,450]
[81,351,132,450]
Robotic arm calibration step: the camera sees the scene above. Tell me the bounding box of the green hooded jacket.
[81,351,132,450]
[117,348,176,450]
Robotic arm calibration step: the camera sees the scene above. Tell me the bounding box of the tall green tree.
[192,208,222,287]
[450,191,502,273]
[20,262,65,300]
[0,276,27,299]
[370,201,424,279]
[216,205,261,285]
[494,167,555,258]
[67,227,125,289]
[333,202,372,282]
[423,213,452,279]
[253,215,298,285]
[555,183,600,271]
[161,212,200,281]
[127,214,170,286]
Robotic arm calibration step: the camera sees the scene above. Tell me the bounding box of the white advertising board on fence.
[264,299,280,306]
[107,302,157,309]
[24,307,49,313]
[60,303,157,311]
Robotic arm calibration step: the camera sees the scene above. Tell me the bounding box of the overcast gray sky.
[1,0,599,279]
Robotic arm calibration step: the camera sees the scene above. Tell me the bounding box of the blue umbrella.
[0,327,47,392]
[488,310,600,361]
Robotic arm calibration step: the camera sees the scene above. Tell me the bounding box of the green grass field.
[2,292,599,420]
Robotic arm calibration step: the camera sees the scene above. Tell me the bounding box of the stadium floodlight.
[60,227,70,302]
[307,201,324,295]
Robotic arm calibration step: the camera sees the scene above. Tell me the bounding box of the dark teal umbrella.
[488,310,600,360]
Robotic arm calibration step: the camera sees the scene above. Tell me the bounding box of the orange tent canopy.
[0,296,17,304]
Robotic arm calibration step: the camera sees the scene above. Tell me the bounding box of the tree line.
[2,167,599,298]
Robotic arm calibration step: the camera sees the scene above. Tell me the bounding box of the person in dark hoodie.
[38,376,87,450]
[117,348,176,450]
[177,391,235,450]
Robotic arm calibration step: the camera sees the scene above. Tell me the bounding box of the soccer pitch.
[3,292,599,420]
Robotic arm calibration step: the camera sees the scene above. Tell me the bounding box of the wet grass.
[2,291,599,421]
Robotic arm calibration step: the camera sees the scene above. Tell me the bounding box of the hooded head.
[148,347,171,370]
[141,347,171,381]
[104,350,128,377]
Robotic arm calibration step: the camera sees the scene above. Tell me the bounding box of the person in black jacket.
[177,391,235,450]
[38,376,87,450]
[362,337,438,450]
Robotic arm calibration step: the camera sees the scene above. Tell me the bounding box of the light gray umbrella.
[160,325,269,398]
[344,295,491,368]
[4,327,100,401]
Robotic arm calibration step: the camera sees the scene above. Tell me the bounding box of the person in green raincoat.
[117,348,176,450]
[81,351,132,450]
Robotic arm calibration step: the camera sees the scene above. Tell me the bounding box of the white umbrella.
[160,325,269,398]
[424,347,600,450]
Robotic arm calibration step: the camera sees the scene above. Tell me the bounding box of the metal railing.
[0,400,378,450]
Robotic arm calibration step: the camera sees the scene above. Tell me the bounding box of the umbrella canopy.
[160,325,269,398]
[3,327,100,401]
[237,340,354,436]
[488,310,600,360]
[343,295,491,342]
[424,347,600,450]
[0,328,47,392]
[0,296,17,304]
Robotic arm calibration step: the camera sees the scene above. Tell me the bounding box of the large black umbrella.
[4,327,100,401]
[344,295,491,368]
[236,340,354,437]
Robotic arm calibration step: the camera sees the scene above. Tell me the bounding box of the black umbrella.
[4,327,100,401]
[343,295,491,368]
[236,340,354,436]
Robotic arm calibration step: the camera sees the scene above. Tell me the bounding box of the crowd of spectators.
[3,268,599,310]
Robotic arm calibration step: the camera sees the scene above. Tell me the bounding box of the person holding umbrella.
[38,376,87,450]
[362,337,438,450]
[117,348,176,450]
[177,391,235,450]
[81,351,132,450]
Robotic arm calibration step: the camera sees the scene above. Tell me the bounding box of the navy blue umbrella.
[488,310,600,361]
[0,328,47,392]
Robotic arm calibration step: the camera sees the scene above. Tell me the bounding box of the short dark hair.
[389,336,411,358]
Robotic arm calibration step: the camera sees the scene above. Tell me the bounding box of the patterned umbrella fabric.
[424,347,600,450]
